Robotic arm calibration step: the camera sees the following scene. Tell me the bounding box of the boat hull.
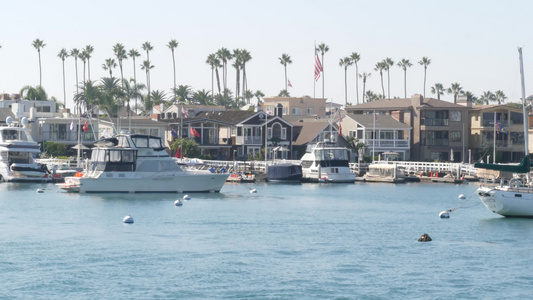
[476,186,533,217]
[59,172,229,194]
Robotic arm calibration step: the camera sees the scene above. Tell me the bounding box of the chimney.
[276,103,283,118]
[457,95,472,108]
[411,94,423,107]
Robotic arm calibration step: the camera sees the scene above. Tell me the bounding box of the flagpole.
[180,105,183,159]
[493,109,496,163]
[313,41,316,98]
[77,107,81,168]
[372,110,376,162]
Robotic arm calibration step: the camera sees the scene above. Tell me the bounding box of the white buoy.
[249,188,257,193]
[36,188,44,193]
[183,195,191,200]
[123,215,134,223]
[174,199,183,206]
[458,194,466,200]
[439,211,450,219]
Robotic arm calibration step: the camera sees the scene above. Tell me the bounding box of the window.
[291,107,301,115]
[281,128,287,139]
[307,108,313,114]
[450,131,461,142]
[450,111,461,122]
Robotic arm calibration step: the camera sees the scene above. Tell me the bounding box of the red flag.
[314,49,323,81]
[338,123,342,136]
[83,121,89,132]
[175,146,182,158]
[190,127,200,137]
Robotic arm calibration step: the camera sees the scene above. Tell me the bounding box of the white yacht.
[57,132,229,193]
[300,141,356,183]
[0,117,51,182]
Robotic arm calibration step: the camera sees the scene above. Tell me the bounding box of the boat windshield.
[314,149,349,161]
[130,135,163,149]
[2,129,30,141]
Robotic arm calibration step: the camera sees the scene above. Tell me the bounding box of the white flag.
[70,120,74,131]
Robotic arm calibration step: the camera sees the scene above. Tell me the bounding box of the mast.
[519,47,529,157]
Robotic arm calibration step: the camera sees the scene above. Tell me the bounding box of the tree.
[447,82,464,104]
[74,80,101,115]
[364,90,380,102]
[254,90,264,105]
[430,83,445,100]
[397,58,412,98]
[57,48,69,108]
[359,72,371,103]
[192,89,212,105]
[113,43,127,89]
[206,53,219,103]
[32,38,46,86]
[339,57,353,106]
[317,43,329,98]
[278,53,292,92]
[102,58,117,78]
[350,52,361,104]
[479,91,495,105]
[419,56,431,98]
[495,90,507,104]
[278,89,290,97]
[79,51,88,82]
[167,39,179,101]
[170,138,201,158]
[374,62,386,98]
[70,48,80,111]
[84,45,94,80]
[216,47,232,90]
[99,77,123,116]
[240,49,252,102]
[122,78,146,115]
[142,42,154,93]
[232,49,243,98]
[174,85,193,104]
[464,91,478,104]
[141,60,154,99]
[20,85,48,100]
[128,49,141,84]
[383,57,394,99]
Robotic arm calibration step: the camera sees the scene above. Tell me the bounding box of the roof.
[0,108,16,123]
[347,114,411,129]
[291,120,332,146]
[347,97,469,110]
[470,103,524,112]
[192,110,258,124]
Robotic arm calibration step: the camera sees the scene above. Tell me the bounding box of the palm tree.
[141,60,154,99]
[464,91,478,104]
[167,39,179,101]
[113,43,127,88]
[350,52,361,104]
[70,48,80,110]
[339,57,353,106]
[430,83,445,100]
[174,85,192,104]
[32,39,46,86]
[317,43,329,98]
[206,53,219,103]
[84,45,94,80]
[254,90,264,105]
[57,48,69,108]
[192,89,212,105]
[20,85,48,100]
[122,78,146,115]
[232,49,243,97]
[365,90,380,102]
[216,47,232,90]
[142,42,154,92]
[495,90,507,104]
[240,49,252,102]
[419,56,431,98]
[447,82,464,104]
[383,57,394,99]
[374,62,386,98]
[128,49,141,84]
[278,89,290,97]
[397,58,412,98]
[479,91,495,105]
[74,80,100,115]
[359,72,371,103]
[79,51,88,82]
[278,53,292,92]
[102,58,117,78]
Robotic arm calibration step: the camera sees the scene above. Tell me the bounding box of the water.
[1,181,532,299]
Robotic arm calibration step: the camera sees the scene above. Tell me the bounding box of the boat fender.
[439,211,450,219]
[458,194,466,200]
[183,195,191,200]
[174,199,183,206]
[418,233,432,242]
[36,188,44,193]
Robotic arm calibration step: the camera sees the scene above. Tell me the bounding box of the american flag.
[181,105,189,117]
[288,80,292,88]
[314,49,322,81]
[495,122,500,134]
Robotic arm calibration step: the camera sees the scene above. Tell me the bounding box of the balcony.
[365,139,409,148]
[422,138,449,146]
[236,136,263,145]
[423,118,449,126]
[42,131,96,143]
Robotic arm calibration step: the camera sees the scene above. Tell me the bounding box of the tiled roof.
[347,114,411,129]
[291,120,332,146]
[347,97,469,110]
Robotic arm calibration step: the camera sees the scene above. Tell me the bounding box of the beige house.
[263,96,330,117]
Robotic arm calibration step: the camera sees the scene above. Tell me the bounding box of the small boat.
[226,173,256,183]
[300,141,356,183]
[0,117,51,182]
[266,163,302,183]
[363,163,405,183]
[57,132,229,193]
[474,48,533,217]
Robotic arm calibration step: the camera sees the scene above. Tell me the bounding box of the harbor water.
[1,181,532,299]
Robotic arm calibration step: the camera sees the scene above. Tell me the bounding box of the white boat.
[363,163,405,183]
[57,132,229,193]
[35,158,78,181]
[300,141,356,183]
[475,48,533,217]
[0,117,51,182]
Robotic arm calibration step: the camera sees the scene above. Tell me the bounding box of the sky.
[2,0,533,111]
